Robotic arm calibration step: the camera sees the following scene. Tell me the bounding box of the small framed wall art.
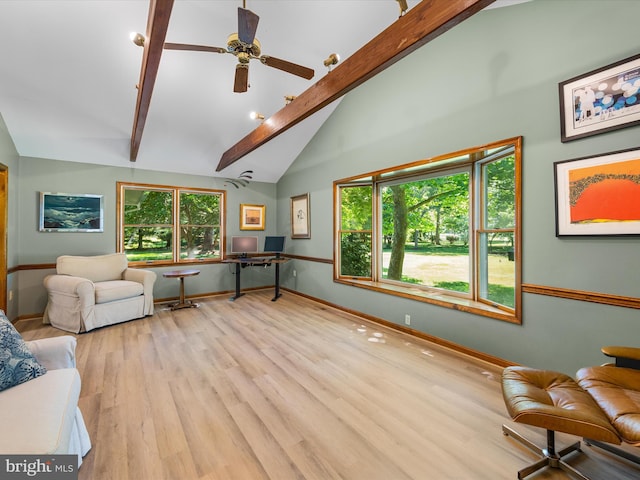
[559,53,640,142]
[554,147,640,236]
[239,203,265,230]
[291,193,310,239]
[39,192,104,232]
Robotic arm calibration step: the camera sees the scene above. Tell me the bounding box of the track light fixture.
[323,53,340,72]
[130,32,145,47]
[284,95,297,105]
[396,0,409,17]
[249,111,265,121]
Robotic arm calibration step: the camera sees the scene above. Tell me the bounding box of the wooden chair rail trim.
[280,253,333,264]
[9,264,56,273]
[9,264,638,310]
[522,284,640,310]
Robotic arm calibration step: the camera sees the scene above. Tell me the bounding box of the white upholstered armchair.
[43,253,156,333]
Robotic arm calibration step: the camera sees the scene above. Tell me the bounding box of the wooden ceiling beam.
[130,0,175,162]
[216,0,496,172]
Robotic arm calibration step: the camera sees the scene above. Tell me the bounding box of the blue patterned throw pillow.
[0,313,47,391]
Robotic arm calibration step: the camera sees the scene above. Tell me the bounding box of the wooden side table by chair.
[163,269,200,310]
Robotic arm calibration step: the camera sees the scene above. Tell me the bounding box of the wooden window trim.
[117,181,226,266]
[334,137,522,324]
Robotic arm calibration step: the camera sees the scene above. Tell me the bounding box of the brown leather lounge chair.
[501,346,640,479]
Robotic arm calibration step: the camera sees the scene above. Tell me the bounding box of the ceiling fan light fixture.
[323,53,340,71]
[130,32,145,47]
[227,33,261,57]
[284,95,297,105]
[250,111,265,121]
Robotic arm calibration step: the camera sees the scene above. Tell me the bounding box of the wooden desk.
[163,269,200,310]
[222,257,289,302]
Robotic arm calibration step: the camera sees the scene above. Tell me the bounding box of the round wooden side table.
[163,269,200,310]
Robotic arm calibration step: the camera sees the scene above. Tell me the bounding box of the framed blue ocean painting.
[39,192,104,232]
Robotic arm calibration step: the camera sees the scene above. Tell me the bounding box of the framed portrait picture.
[39,192,104,232]
[239,203,265,230]
[559,53,640,142]
[554,147,640,236]
[291,193,310,239]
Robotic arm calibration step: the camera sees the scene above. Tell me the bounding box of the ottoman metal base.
[503,425,589,480]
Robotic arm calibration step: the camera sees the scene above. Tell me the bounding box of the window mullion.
[173,189,180,263]
[470,165,479,302]
[374,182,382,282]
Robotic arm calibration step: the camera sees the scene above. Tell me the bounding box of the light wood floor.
[17,290,640,479]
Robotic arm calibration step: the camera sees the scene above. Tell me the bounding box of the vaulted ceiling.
[0,0,528,183]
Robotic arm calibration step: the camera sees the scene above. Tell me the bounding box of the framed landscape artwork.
[554,147,640,236]
[39,192,104,232]
[291,193,310,239]
[239,203,265,230]
[559,53,640,142]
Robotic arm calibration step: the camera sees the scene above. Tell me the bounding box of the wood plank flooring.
[17,290,640,479]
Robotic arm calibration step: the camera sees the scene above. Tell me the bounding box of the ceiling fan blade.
[234,64,249,93]
[164,42,227,54]
[238,7,259,45]
[260,56,314,80]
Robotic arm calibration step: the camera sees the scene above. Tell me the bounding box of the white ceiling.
[0,0,529,183]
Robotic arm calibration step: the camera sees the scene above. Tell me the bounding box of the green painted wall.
[14,156,278,316]
[276,0,640,374]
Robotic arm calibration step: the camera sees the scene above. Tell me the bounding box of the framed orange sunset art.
[554,147,640,236]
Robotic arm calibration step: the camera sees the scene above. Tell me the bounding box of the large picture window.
[117,182,225,265]
[335,138,521,323]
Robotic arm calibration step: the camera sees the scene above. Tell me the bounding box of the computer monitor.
[263,235,286,258]
[230,236,258,257]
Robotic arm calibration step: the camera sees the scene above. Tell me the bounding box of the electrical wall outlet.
[404,314,411,325]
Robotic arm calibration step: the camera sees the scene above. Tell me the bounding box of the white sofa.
[44,253,156,333]
[0,334,91,466]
